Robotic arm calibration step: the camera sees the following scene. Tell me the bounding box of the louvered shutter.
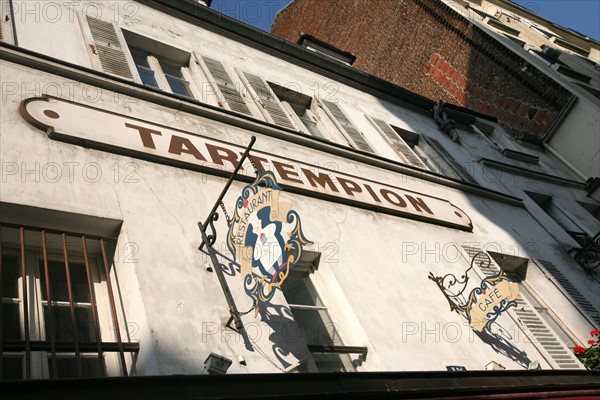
[86,16,133,79]
[367,116,428,168]
[461,245,584,369]
[534,259,600,327]
[321,101,373,153]
[200,56,252,116]
[239,71,296,129]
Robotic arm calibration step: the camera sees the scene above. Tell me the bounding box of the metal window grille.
[0,223,139,380]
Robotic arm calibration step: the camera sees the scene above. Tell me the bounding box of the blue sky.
[210,0,600,42]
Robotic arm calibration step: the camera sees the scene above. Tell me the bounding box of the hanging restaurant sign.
[21,96,472,231]
[226,171,312,314]
[429,251,520,333]
[465,273,520,332]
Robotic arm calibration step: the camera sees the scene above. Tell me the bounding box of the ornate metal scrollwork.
[428,251,490,315]
[199,211,220,253]
[575,230,600,271]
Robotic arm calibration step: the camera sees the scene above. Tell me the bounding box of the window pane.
[165,76,193,97]
[2,356,23,380]
[282,277,323,307]
[1,255,20,298]
[40,261,90,303]
[137,66,159,88]
[51,356,102,378]
[301,117,324,138]
[289,104,325,138]
[44,306,96,342]
[159,60,184,78]
[288,308,340,346]
[130,48,151,68]
[312,353,355,372]
[2,302,21,340]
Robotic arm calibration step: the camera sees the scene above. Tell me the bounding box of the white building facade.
[0,0,598,381]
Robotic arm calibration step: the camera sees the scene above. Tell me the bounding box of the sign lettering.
[21,96,473,231]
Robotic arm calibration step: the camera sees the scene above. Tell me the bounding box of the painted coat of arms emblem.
[227,171,312,315]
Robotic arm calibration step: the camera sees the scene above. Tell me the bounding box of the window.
[122,30,196,98]
[461,246,583,369]
[281,267,355,372]
[0,224,137,380]
[297,34,356,65]
[131,48,159,88]
[525,192,590,245]
[269,84,326,139]
[366,116,427,169]
[279,252,367,372]
[130,48,194,97]
[579,202,600,223]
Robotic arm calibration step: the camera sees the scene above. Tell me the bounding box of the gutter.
[542,94,578,142]
[543,145,588,181]
[8,0,18,46]
[479,158,587,186]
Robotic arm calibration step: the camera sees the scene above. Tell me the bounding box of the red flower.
[591,329,600,337]
[588,340,597,345]
[574,345,586,355]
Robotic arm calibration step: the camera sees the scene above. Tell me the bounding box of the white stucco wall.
[1,0,597,376]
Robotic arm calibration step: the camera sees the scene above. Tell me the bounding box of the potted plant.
[573,329,600,370]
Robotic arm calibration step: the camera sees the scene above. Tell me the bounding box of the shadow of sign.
[475,325,532,368]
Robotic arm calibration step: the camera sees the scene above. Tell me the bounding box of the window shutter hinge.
[89,44,97,55]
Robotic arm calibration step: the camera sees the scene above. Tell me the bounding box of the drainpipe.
[542,94,577,143]
[544,143,588,181]
[8,0,18,46]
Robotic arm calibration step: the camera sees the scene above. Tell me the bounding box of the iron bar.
[41,230,57,378]
[19,227,31,380]
[2,340,139,353]
[100,239,127,376]
[306,344,368,356]
[0,222,117,241]
[199,136,256,251]
[62,233,82,378]
[82,236,106,377]
[199,227,243,330]
[197,136,256,331]
[574,230,600,270]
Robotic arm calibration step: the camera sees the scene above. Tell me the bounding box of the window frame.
[0,224,137,381]
[268,83,330,140]
[129,47,199,99]
[279,253,368,372]
[1,243,113,379]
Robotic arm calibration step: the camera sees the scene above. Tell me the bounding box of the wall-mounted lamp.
[202,353,232,375]
[485,360,506,370]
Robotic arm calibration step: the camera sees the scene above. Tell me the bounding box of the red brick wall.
[272,0,571,137]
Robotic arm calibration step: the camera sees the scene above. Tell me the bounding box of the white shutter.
[366,116,428,168]
[534,259,600,327]
[199,56,252,116]
[461,245,584,369]
[86,16,133,79]
[238,70,296,129]
[321,101,374,153]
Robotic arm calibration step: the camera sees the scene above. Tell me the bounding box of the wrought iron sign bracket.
[427,252,482,316]
[429,251,520,333]
[198,136,256,331]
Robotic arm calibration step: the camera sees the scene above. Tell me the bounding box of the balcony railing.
[574,230,600,271]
